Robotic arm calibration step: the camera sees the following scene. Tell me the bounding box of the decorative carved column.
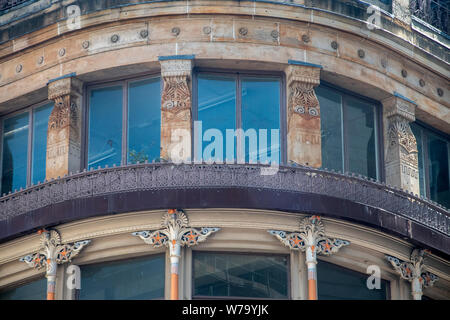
[20,229,90,300]
[46,74,83,180]
[382,94,419,195]
[159,56,194,163]
[133,209,219,300]
[285,61,322,168]
[386,249,438,300]
[269,215,350,300]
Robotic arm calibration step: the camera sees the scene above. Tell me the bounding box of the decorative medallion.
[16,64,23,73]
[172,27,180,36]
[401,69,407,78]
[331,41,338,50]
[111,34,120,43]
[82,40,90,49]
[239,27,248,36]
[437,88,443,97]
[419,79,425,87]
[358,49,365,58]
[271,30,279,39]
[140,30,149,39]
[203,26,212,35]
[37,56,44,65]
[59,48,66,57]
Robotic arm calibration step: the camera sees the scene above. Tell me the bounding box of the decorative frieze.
[269,215,350,299]
[383,94,419,195]
[386,249,438,300]
[46,74,83,180]
[20,229,90,300]
[285,62,322,167]
[159,57,194,162]
[133,209,219,300]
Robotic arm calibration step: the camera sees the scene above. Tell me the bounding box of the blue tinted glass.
[316,86,343,172]
[128,78,161,164]
[0,277,46,300]
[197,74,236,162]
[241,78,280,164]
[193,252,288,298]
[32,103,53,184]
[88,86,123,169]
[2,113,29,194]
[318,260,388,300]
[427,132,450,208]
[411,123,426,197]
[346,97,377,179]
[80,255,165,300]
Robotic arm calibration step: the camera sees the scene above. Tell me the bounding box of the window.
[192,252,289,299]
[195,72,282,164]
[79,254,165,300]
[316,84,380,180]
[0,277,46,300]
[411,122,450,208]
[87,76,161,169]
[317,260,389,300]
[1,102,53,195]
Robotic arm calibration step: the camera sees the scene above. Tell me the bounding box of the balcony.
[0,163,448,254]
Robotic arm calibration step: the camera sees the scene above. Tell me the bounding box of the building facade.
[0,0,448,300]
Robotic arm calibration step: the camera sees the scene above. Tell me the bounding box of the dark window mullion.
[236,73,242,163]
[26,110,32,187]
[342,94,349,173]
[122,82,128,165]
[423,130,431,198]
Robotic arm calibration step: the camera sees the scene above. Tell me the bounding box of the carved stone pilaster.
[160,58,194,162]
[20,229,90,300]
[132,209,219,300]
[46,75,83,180]
[285,62,322,168]
[269,215,350,300]
[383,95,419,195]
[386,249,438,300]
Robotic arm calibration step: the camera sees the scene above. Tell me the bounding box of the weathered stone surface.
[46,76,83,180]
[160,59,193,162]
[383,95,419,195]
[286,64,322,167]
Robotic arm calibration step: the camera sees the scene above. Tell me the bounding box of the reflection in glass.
[79,255,165,300]
[128,78,161,164]
[197,75,236,162]
[193,252,288,298]
[0,277,46,300]
[88,86,123,169]
[346,96,377,179]
[2,113,29,194]
[411,123,426,197]
[241,78,280,164]
[317,260,388,300]
[32,103,53,184]
[316,86,343,172]
[427,132,450,208]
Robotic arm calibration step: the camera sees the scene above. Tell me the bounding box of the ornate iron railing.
[410,0,449,34]
[0,0,30,11]
[0,163,448,235]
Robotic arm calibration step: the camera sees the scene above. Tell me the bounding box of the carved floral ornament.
[160,59,193,113]
[132,210,220,248]
[20,229,91,271]
[269,215,350,255]
[387,117,418,165]
[286,65,321,121]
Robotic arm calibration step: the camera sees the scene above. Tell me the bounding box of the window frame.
[193,68,287,165]
[412,120,450,202]
[0,100,53,195]
[191,250,291,300]
[319,81,384,181]
[83,72,162,170]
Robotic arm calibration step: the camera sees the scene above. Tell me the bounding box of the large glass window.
[0,277,46,300]
[317,260,389,300]
[196,73,281,164]
[316,84,379,180]
[87,76,161,169]
[79,254,165,300]
[1,102,53,195]
[193,252,289,299]
[411,122,450,208]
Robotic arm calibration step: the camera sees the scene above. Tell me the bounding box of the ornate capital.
[386,249,438,299]
[20,229,91,273]
[132,210,220,249]
[382,94,419,195]
[269,215,350,255]
[285,63,322,168]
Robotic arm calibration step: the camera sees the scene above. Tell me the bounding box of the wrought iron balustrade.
[410,0,449,34]
[0,163,448,236]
